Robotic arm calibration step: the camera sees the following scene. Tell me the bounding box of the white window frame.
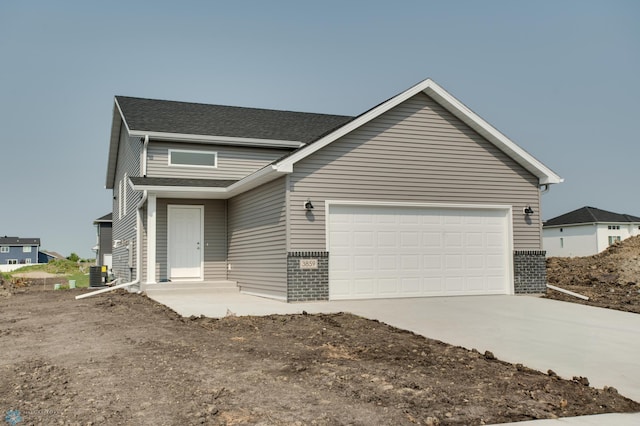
[118,179,123,220]
[168,149,218,169]
[7,259,17,265]
[0,246,8,253]
[123,173,128,217]
[25,258,32,264]
[23,246,32,253]
[608,235,621,245]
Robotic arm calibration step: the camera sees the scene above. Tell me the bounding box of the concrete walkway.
[148,291,640,424]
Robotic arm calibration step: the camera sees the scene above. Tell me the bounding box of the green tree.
[67,252,80,262]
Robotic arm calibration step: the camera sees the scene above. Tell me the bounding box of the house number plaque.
[300,259,318,269]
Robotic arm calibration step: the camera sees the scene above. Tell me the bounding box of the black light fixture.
[523,205,534,215]
[304,199,314,210]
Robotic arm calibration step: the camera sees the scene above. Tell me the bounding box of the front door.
[168,205,203,281]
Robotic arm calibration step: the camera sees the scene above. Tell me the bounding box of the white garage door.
[328,204,511,300]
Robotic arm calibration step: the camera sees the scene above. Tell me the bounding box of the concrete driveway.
[149,291,640,405]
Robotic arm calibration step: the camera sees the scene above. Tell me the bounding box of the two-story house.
[105,78,562,301]
[93,213,113,270]
[0,237,40,266]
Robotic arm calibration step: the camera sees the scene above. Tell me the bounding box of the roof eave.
[105,98,128,189]
[128,130,305,149]
[275,78,563,186]
[129,165,287,200]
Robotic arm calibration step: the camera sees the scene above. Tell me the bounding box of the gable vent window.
[169,149,217,168]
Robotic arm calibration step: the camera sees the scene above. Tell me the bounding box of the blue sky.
[0,1,638,258]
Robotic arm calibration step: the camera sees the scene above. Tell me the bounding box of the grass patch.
[7,259,92,287]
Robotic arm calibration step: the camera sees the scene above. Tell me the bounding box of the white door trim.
[167,204,204,281]
[325,200,514,298]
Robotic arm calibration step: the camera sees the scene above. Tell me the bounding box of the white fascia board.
[276,80,427,172]
[226,165,286,197]
[276,78,563,186]
[423,82,563,185]
[106,99,129,189]
[128,130,305,149]
[127,165,287,200]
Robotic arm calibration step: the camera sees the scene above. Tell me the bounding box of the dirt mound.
[546,235,640,313]
[1,290,639,425]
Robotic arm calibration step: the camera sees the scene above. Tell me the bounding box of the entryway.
[168,205,204,281]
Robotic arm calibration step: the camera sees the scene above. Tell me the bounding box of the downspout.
[76,136,150,300]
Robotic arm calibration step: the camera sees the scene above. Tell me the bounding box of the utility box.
[89,266,107,287]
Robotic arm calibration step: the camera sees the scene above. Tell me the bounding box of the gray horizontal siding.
[111,127,143,281]
[147,142,290,180]
[228,177,287,298]
[155,199,227,282]
[289,92,541,251]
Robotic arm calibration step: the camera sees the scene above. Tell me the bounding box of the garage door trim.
[325,200,514,299]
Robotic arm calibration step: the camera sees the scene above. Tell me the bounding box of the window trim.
[6,259,17,265]
[168,149,218,169]
[0,246,8,253]
[23,246,32,253]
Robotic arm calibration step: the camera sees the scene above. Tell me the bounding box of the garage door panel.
[329,204,511,300]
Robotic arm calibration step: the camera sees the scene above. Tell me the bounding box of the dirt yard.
[546,235,640,313]
[1,283,639,425]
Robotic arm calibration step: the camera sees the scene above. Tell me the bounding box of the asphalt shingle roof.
[0,237,40,245]
[544,206,640,227]
[129,177,239,188]
[94,213,112,222]
[116,96,354,144]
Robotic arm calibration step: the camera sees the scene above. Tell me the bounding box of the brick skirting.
[287,251,329,302]
[513,250,547,294]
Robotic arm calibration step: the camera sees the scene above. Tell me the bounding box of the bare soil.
[546,235,640,313]
[1,283,639,425]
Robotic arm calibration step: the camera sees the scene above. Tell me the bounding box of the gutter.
[76,138,151,300]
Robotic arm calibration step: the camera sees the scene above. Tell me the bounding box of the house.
[38,250,65,263]
[543,206,640,257]
[105,78,562,301]
[0,237,40,266]
[93,213,113,270]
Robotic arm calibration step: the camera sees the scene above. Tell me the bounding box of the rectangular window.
[169,149,217,168]
[0,246,8,253]
[25,258,31,264]
[560,237,564,248]
[23,246,32,253]
[608,236,621,245]
[7,259,17,265]
[608,225,620,230]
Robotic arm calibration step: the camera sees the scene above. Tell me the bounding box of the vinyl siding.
[154,199,227,282]
[288,92,542,251]
[147,142,290,180]
[228,177,287,298]
[97,223,112,266]
[111,127,143,281]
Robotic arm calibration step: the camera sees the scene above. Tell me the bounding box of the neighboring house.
[38,250,65,263]
[0,237,40,266]
[105,78,562,301]
[93,213,113,270]
[543,206,640,257]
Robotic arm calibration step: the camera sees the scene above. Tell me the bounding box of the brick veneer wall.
[287,251,329,302]
[513,250,547,294]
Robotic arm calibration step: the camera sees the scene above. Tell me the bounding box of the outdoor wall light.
[304,199,314,210]
[523,205,534,215]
